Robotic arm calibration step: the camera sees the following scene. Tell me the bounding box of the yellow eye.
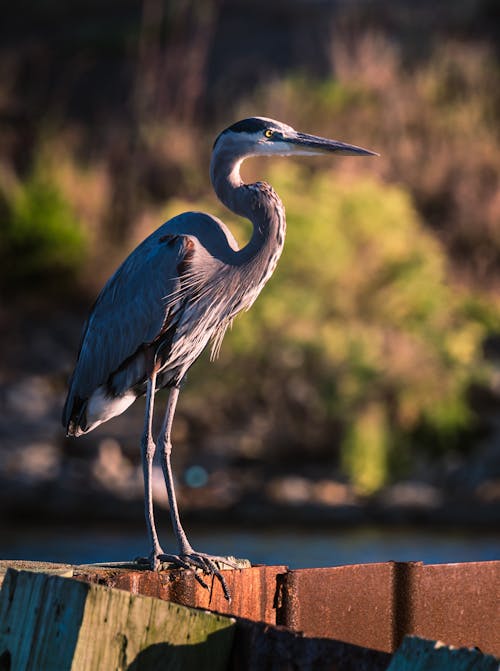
[264,129,274,138]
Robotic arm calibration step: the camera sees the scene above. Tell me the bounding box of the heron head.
[213,117,378,160]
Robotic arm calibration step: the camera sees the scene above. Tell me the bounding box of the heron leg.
[157,386,236,600]
[140,370,164,568]
[156,386,192,553]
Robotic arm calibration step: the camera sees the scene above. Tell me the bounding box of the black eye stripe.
[213,118,283,148]
[228,119,271,134]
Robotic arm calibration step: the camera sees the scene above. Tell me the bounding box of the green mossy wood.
[0,569,235,671]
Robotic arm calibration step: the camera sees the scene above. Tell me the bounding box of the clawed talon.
[159,551,236,601]
[135,550,234,600]
[134,549,166,571]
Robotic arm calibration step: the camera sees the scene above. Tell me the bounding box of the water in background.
[0,525,498,567]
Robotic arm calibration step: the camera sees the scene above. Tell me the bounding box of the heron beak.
[288,132,379,157]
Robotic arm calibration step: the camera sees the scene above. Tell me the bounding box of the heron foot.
[159,551,240,601]
[134,548,166,571]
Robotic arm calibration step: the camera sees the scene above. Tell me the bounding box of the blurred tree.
[163,165,495,491]
[105,0,221,243]
[1,1,500,491]
[0,155,85,294]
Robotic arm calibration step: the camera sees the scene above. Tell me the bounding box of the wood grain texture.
[0,569,235,671]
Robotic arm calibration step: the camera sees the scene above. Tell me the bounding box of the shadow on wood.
[125,634,237,671]
[0,569,235,671]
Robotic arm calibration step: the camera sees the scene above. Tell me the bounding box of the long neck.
[210,149,286,269]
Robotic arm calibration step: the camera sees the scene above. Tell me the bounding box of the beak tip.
[288,131,380,158]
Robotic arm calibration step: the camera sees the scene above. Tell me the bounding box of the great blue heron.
[63,117,376,598]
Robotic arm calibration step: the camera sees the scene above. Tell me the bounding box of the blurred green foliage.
[246,40,500,284]
[0,159,86,291]
[1,25,499,491]
[164,166,496,492]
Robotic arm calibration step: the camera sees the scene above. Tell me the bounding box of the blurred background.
[0,0,499,567]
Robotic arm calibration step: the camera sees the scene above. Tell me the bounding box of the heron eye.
[264,129,274,139]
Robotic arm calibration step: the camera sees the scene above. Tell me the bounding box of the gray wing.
[65,230,193,407]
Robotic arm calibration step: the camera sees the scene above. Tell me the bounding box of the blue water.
[0,525,498,567]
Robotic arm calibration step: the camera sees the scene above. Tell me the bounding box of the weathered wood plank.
[0,560,73,588]
[387,636,500,671]
[0,569,235,671]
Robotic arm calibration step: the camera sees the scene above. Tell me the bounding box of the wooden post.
[1,560,499,670]
[0,569,235,671]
